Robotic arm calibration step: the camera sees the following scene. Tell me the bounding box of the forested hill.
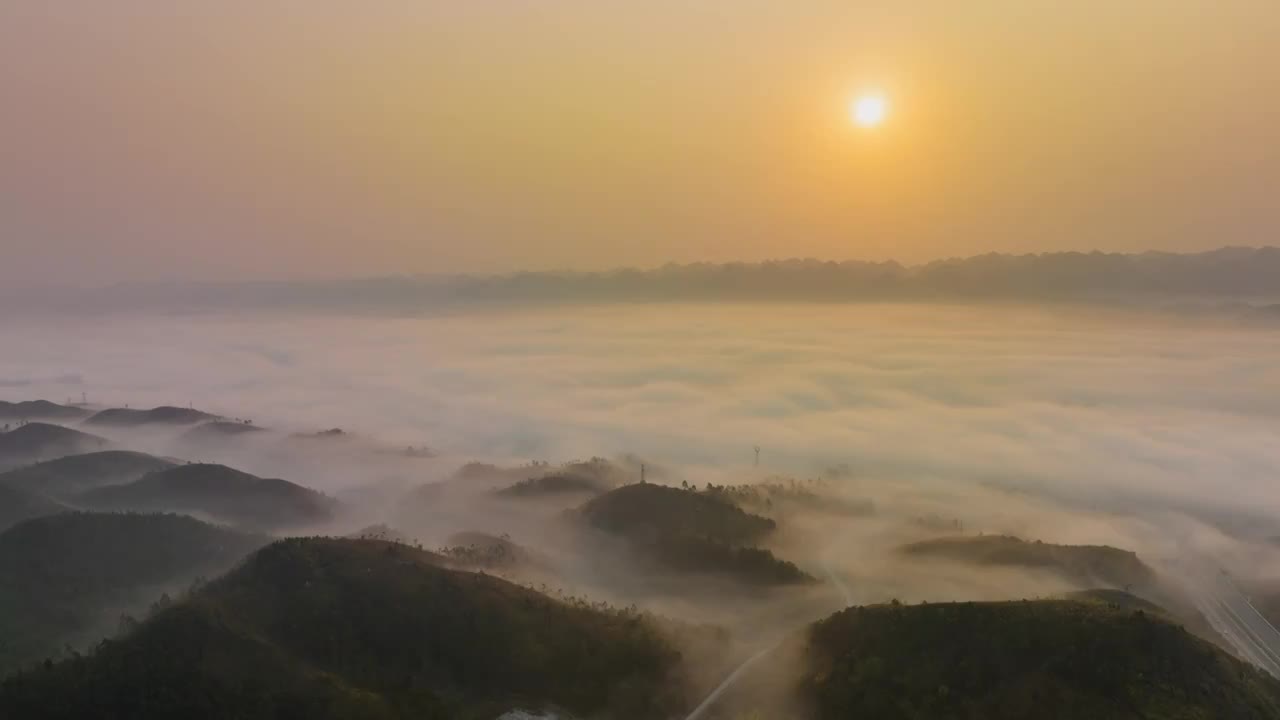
[0,401,88,421]
[0,537,694,720]
[0,485,67,533]
[900,535,1157,591]
[85,406,218,427]
[0,451,176,499]
[77,463,337,531]
[581,483,775,544]
[0,512,267,674]
[0,423,107,468]
[795,599,1280,720]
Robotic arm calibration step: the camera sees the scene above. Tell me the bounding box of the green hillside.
[0,485,67,533]
[796,599,1280,720]
[0,401,88,421]
[84,406,218,427]
[0,451,176,499]
[0,423,108,468]
[0,538,692,720]
[580,484,808,586]
[77,463,337,531]
[0,512,266,673]
[581,483,775,544]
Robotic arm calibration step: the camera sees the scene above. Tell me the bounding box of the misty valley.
[5,0,1280,713]
[2,304,1280,719]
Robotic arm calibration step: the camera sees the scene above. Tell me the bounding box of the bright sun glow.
[851,93,889,128]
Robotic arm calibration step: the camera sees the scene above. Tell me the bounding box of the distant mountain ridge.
[17,247,1280,312]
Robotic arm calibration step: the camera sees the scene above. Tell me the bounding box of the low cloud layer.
[5,303,1280,531]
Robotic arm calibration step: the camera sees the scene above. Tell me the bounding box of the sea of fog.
[5,302,1280,530]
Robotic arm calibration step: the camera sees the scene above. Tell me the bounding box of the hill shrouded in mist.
[0,538,693,720]
[0,401,88,422]
[180,421,266,442]
[900,535,1157,591]
[0,451,176,499]
[793,599,1280,720]
[77,463,337,531]
[0,423,108,469]
[0,512,267,673]
[582,483,776,545]
[0,485,68,533]
[580,484,812,586]
[85,406,219,427]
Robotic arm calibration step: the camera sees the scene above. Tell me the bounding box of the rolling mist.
[4,292,1280,717]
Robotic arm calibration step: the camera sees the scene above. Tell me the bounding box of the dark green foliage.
[800,599,1280,720]
[0,485,67,533]
[0,423,108,468]
[901,535,1157,590]
[0,451,176,499]
[1,604,397,720]
[84,406,218,427]
[582,483,775,545]
[0,512,267,673]
[77,463,337,531]
[647,535,815,585]
[0,538,691,719]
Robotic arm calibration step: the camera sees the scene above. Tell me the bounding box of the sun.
[851,93,889,128]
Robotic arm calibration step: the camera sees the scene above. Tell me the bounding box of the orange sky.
[2,1,1278,286]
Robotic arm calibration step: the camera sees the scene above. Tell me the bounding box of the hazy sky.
[2,2,1278,287]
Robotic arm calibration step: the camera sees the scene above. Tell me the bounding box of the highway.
[1186,568,1280,678]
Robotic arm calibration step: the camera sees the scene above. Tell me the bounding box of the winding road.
[682,549,856,720]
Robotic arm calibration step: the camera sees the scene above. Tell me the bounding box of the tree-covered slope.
[0,401,88,422]
[0,485,67,533]
[77,463,337,531]
[580,483,808,586]
[0,512,267,673]
[0,451,176,499]
[581,483,775,544]
[0,538,692,720]
[797,599,1280,720]
[0,423,108,468]
[84,406,218,427]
